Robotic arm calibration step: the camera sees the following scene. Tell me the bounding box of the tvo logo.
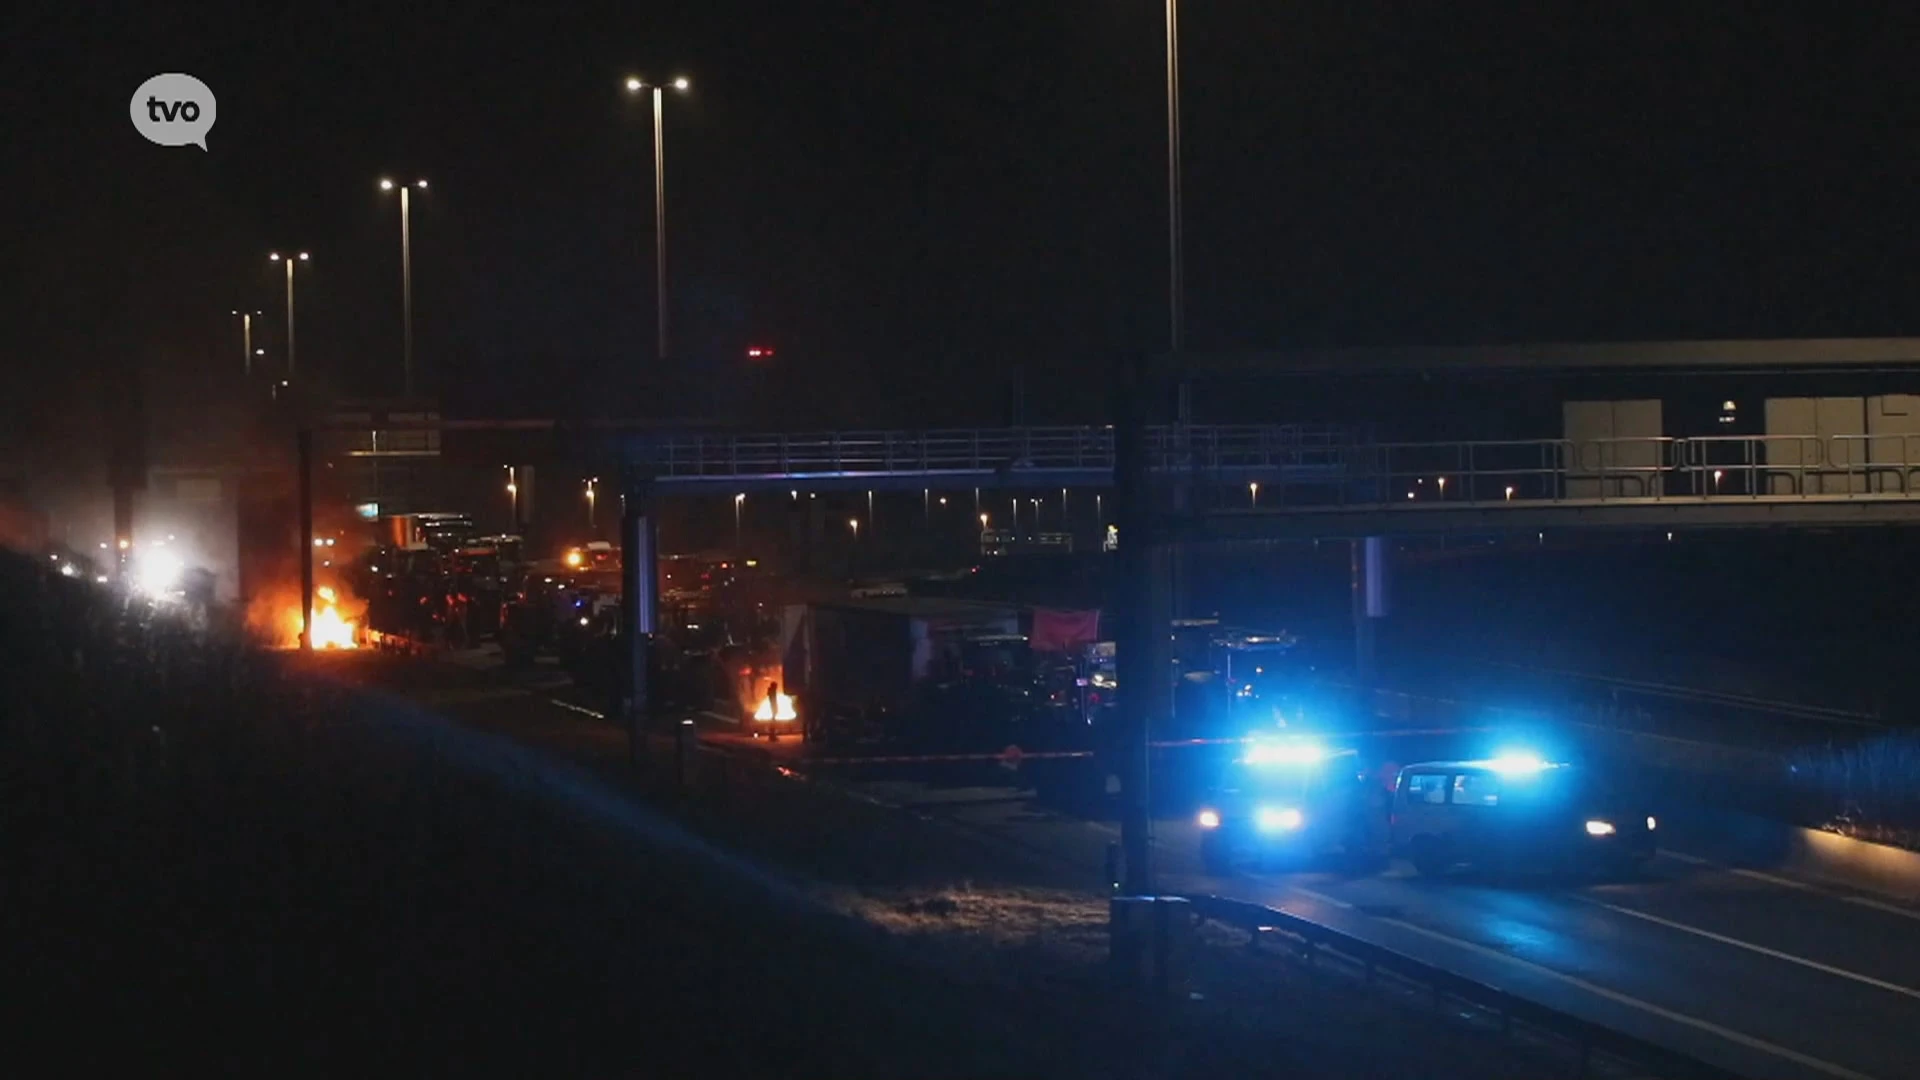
[130,73,216,150]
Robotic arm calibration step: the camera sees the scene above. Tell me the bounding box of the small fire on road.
[753,691,797,722]
[252,584,362,650]
[308,586,359,650]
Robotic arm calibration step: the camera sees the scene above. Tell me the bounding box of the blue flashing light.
[1256,806,1305,831]
[1485,751,1550,775]
[1244,739,1326,766]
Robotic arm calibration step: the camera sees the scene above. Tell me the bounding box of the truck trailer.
[778,596,1031,746]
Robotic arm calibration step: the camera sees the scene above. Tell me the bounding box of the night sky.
[9,2,1920,476]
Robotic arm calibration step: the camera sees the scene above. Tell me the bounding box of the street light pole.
[626,75,690,363]
[652,85,667,361]
[1165,0,1184,368]
[734,493,745,549]
[230,310,260,377]
[268,251,309,376]
[380,178,429,397]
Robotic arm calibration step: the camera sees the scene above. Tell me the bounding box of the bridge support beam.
[618,470,660,765]
[1350,536,1388,688]
[1113,354,1173,895]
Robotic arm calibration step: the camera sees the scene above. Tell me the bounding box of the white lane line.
[546,698,605,720]
[1283,885,1880,1080]
[1257,878,1352,909]
[1572,894,1920,1003]
[1663,850,1920,921]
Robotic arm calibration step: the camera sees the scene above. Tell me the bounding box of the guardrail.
[1183,894,1745,1080]
[1335,433,1920,505]
[635,424,1357,481]
[1489,662,1887,730]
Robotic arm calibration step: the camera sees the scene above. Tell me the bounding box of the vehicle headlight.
[1585,819,1617,837]
[133,550,185,597]
[1646,816,1657,831]
[1258,807,1305,831]
[1197,809,1221,829]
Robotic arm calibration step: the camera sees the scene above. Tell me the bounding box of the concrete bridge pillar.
[619,468,660,763]
[1351,535,1388,688]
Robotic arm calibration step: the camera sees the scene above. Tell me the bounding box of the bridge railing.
[642,424,1356,480]
[1321,433,1920,505]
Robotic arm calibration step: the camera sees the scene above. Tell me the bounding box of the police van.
[1196,738,1388,873]
[1390,754,1655,877]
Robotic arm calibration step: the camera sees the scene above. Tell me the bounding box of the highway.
[866,778,1920,1080]
[382,649,1919,1080]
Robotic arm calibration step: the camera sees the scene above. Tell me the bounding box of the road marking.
[547,698,605,720]
[419,687,528,706]
[1283,885,1880,1080]
[1263,879,1353,909]
[1572,894,1920,1003]
[1663,850,1920,921]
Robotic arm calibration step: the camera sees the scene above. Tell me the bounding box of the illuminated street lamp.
[267,251,311,375]
[378,176,429,397]
[506,466,519,525]
[848,517,859,539]
[734,492,745,548]
[979,512,989,531]
[1504,485,1515,501]
[585,477,598,530]
[624,74,692,362]
[1248,481,1258,507]
[229,309,262,377]
[1436,477,1447,498]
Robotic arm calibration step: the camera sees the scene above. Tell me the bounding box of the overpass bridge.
[334,417,1920,536]
[620,423,1353,494]
[598,425,1920,537]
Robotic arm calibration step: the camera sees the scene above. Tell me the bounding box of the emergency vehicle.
[1390,754,1657,877]
[1196,737,1387,873]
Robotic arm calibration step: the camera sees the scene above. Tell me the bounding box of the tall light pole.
[586,477,598,531]
[507,466,519,528]
[734,492,745,549]
[1165,0,1185,380]
[229,310,261,377]
[625,75,691,362]
[379,177,429,397]
[267,251,310,375]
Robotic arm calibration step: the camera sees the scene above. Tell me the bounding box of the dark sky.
[8,2,1920,472]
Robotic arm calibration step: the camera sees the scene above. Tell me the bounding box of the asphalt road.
[855,768,1920,1080]
[372,646,1920,1080]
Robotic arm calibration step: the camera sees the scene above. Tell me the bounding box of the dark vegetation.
[0,550,1131,1077]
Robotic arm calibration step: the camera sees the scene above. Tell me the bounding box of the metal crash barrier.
[1182,894,1746,1080]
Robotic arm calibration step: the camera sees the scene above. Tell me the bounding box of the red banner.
[1030,608,1101,653]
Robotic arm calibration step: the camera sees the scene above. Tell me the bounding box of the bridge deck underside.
[650,463,1345,494]
[1190,495,1920,541]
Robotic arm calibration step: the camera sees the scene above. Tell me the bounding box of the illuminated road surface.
[364,652,1920,1080]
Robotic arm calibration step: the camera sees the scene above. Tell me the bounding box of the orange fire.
[753,691,797,722]
[253,584,361,650]
[309,603,359,649]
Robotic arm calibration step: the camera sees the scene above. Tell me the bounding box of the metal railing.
[636,424,1356,481]
[1186,894,1744,1080]
[1301,433,1920,506]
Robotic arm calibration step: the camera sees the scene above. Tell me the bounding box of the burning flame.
[274,585,359,649]
[754,692,797,722]
[310,602,358,649]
